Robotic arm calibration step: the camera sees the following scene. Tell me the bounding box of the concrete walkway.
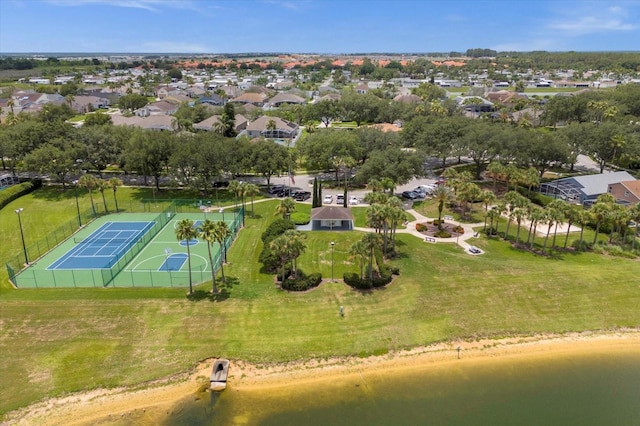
[355,209,486,256]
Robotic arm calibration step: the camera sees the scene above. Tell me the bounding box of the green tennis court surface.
[13,209,242,288]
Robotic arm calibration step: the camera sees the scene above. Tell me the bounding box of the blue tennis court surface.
[158,253,188,271]
[47,221,155,270]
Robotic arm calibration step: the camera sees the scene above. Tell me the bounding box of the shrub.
[434,230,451,238]
[261,218,295,244]
[290,212,310,225]
[518,187,553,207]
[343,264,397,290]
[281,270,322,291]
[0,180,41,210]
[452,225,464,234]
[416,223,428,232]
[259,218,295,272]
[432,219,443,226]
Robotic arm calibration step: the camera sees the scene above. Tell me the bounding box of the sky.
[1,0,639,54]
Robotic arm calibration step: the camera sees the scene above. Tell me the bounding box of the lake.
[152,344,640,425]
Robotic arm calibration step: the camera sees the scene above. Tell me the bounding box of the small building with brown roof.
[608,180,640,206]
[310,206,354,231]
[193,114,248,133]
[230,92,268,107]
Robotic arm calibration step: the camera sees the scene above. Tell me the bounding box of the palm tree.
[542,207,563,254]
[227,180,242,213]
[97,179,109,214]
[175,218,197,295]
[283,230,306,277]
[197,219,219,294]
[275,197,296,219]
[368,178,384,193]
[629,203,640,250]
[361,233,382,281]
[591,197,614,244]
[108,177,123,212]
[512,207,527,245]
[487,207,500,236]
[243,183,260,217]
[433,185,452,227]
[547,199,567,248]
[526,205,545,247]
[349,240,368,279]
[481,190,497,231]
[562,205,580,248]
[269,234,291,282]
[503,191,527,240]
[78,174,99,216]
[212,221,231,282]
[266,119,277,137]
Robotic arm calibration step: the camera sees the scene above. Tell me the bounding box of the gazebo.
[310,206,354,231]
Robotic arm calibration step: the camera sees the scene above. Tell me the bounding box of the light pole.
[15,208,28,265]
[73,180,82,227]
[330,241,335,282]
[220,208,225,223]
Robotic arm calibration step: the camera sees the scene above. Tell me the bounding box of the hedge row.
[280,270,322,291]
[343,264,399,290]
[0,180,42,210]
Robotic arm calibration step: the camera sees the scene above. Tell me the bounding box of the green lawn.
[1,191,639,416]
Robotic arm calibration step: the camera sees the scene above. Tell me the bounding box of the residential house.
[110,114,175,131]
[267,92,306,107]
[607,180,640,206]
[540,171,636,205]
[392,94,422,104]
[245,115,299,140]
[355,83,369,94]
[70,95,110,113]
[230,92,268,107]
[198,94,225,106]
[135,100,178,117]
[193,114,248,133]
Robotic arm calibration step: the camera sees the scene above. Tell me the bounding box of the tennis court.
[47,221,155,270]
[12,207,244,288]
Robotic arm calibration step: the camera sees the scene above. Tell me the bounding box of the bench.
[424,237,436,243]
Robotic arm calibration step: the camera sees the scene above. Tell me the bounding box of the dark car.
[213,181,229,188]
[268,185,285,194]
[402,191,419,200]
[294,191,311,201]
[277,188,294,197]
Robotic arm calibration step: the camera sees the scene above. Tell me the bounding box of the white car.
[349,196,359,205]
[323,194,333,204]
[336,194,345,204]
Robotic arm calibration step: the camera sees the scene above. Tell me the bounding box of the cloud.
[546,5,637,36]
[262,0,310,11]
[140,41,211,53]
[45,0,196,12]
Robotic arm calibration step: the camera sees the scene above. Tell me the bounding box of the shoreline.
[5,330,640,425]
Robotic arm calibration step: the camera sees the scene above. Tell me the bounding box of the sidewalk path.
[355,209,486,256]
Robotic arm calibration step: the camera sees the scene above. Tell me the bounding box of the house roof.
[193,114,247,131]
[269,92,306,105]
[231,92,267,104]
[110,114,175,130]
[617,180,640,195]
[311,206,354,221]
[246,115,298,132]
[393,94,422,103]
[563,171,636,197]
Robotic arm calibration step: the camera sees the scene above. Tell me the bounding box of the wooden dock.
[210,359,230,391]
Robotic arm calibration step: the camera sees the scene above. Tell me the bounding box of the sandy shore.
[5,330,640,425]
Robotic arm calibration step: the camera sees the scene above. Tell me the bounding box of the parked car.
[213,181,230,188]
[349,196,359,205]
[336,194,345,204]
[268,184,284,194]
[323,194,333,204]
[294,191,311,201]
[277,188,296,197]
[402,191,419,200]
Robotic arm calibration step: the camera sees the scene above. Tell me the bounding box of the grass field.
[1,190,640,416]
